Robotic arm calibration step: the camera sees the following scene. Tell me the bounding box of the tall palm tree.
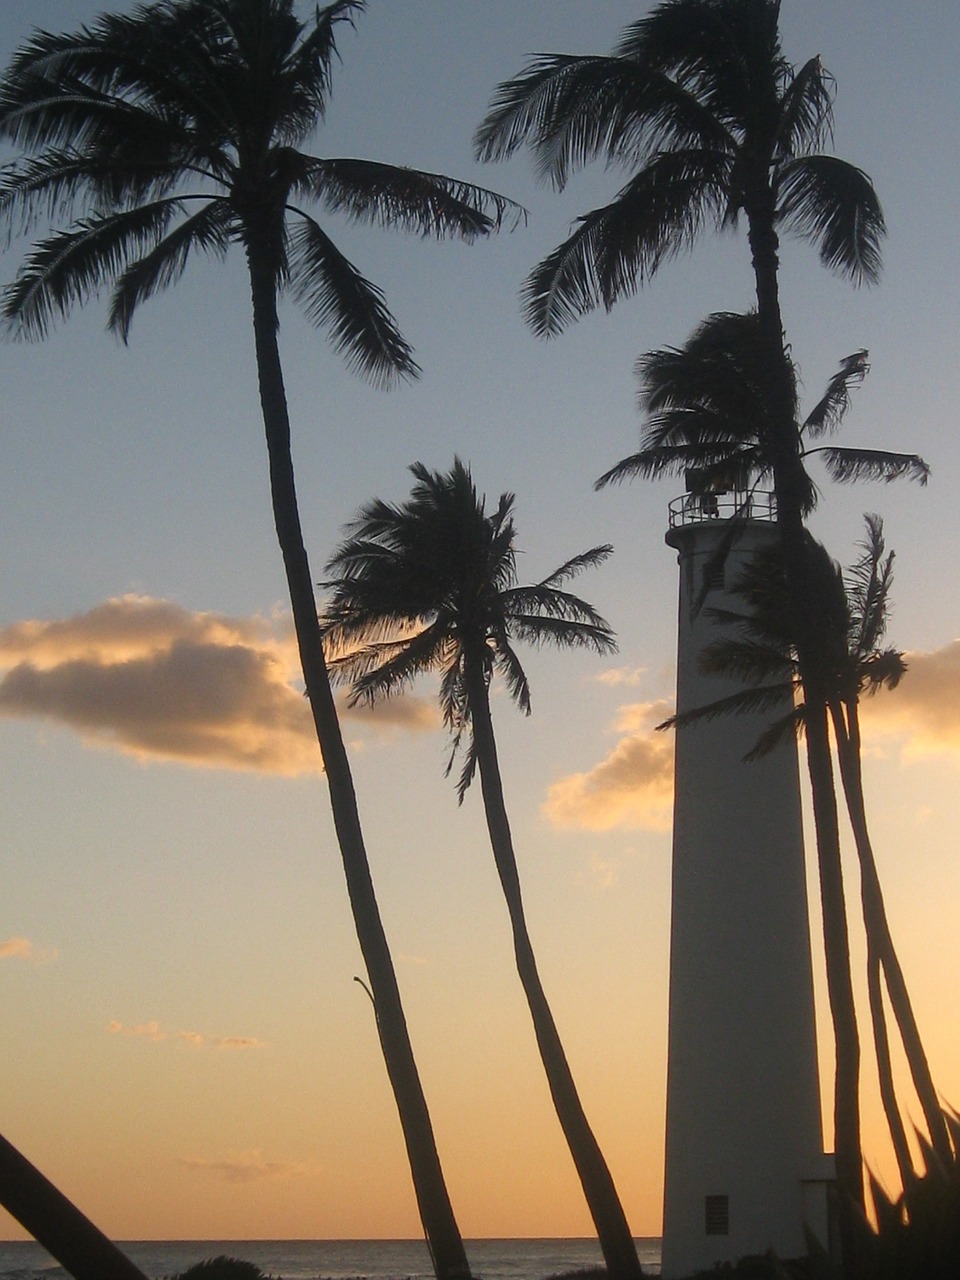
[322,459,643,1280]
[661,521,950,1188]
[476,0,887,1208]
[0,4,519,1274]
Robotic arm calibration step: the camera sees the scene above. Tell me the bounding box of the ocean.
[0,1239,662,1280]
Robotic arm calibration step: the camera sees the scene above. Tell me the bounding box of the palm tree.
[321,459,643,1280]
[0,4,520,1274]
[476,2,887,1206]
[594,308,929,1214]
[661,521,950,1188]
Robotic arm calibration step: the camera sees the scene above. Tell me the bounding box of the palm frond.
[0,147,183,238]
[108,196,233,339]
[344,624,449,708]
[288,214,419,386]
[775,55,834,157]
[744,706,806,761]
[475,52,731,190]
[537,543,614,588]
[522,148,730,336]
[812,447,930,486]
[776,154,885,284]
[303,157,523,238]
[278,0,367,136]
[508,613,617,656]
[2,197,183,336]
[860,649,906,695]
[802,350,869,437]
[659,682,798,732]
[493,641,532,717]
[699,638,796,687]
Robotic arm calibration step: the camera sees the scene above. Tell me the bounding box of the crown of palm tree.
[322,458,616,797]
[475,0,884,336]
[663,515,907,759]
[595,311,929,511]
[0,0,520,382]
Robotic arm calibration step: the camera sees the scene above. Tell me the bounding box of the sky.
[2,0,960,1248]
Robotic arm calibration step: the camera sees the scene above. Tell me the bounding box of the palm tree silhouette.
[596,312,928,504]
[0,4,519,1274]
[660,520,950,1186]
[322,459,643,1280]
[597,308,932,1210]
[476,0,887,1208]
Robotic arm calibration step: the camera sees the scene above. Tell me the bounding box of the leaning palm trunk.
[465,661,642,1280]
[749,216,864,1213]
[830,697,951,1169]
[865,932,913,1191]
[0,1134,148,1280]
[245,240,470,1280]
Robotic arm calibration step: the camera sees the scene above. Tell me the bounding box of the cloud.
[0,596,437,774]
[0,936,58,964]
[860,640,960,763]
[592,665,649,688]
[177,1151,316,1184]
[542,700,675,832]
[106,1020,265,1050]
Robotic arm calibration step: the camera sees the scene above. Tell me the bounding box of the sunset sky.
[2,0,959,1246]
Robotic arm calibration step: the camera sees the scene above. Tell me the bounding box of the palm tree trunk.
[243,236,470,1280]
[0,1133,148,1280]
[747,197,864,1215]
[866,925,914,1190]
[832,699,950,1166]
[464,662,642,1280]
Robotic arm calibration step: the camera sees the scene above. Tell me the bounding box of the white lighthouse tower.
[660,488,832,1278]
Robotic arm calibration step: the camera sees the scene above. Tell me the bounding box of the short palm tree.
[476,0,887,1206]
[322,459,643,1280]
[0,3,519,1274]
[662,520,950,1188]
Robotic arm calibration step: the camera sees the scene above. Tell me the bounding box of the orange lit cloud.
[0,936,58,964]
[106,1020,265,1050]
[542,700,675,832]
[0,596,437,774]
[177,1151,316,1184]
[860,640,960,761]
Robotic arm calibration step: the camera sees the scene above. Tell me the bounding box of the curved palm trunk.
[0,1133,148,1280]
[831,698,950,1167]
[464,661,642,1280]
[747,197,864,1215]
[244,238,470,1280]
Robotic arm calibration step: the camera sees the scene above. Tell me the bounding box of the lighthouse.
[660,487,832,1278]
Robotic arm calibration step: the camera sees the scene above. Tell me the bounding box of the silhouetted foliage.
[323,460,641,1280]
